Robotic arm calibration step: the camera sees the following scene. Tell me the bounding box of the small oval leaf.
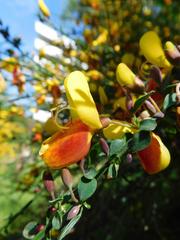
[23,221,37,239]
[84,168,97,180]
[78,177,97,202]
[140,118,157,131]
[129,131,151,152]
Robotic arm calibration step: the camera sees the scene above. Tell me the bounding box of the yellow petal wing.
[64,71,102,130]
[140,31,171,68]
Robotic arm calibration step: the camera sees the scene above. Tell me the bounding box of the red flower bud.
[67,205,81,220]
[43,170,55,199]
[61,168,73,189]
[99,137,109,156]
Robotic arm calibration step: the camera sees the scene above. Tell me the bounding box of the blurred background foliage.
[0,0,180,239]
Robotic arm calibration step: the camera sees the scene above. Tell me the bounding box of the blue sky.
[0,0,68,50]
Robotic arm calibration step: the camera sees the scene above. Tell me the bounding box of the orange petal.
[39,120,92,169]
[138,133,170,174]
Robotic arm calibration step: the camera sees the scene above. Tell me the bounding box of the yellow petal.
[38,0,50,17]
[64,71,102,130]
[98,86,108,105]
[116,63,136,87]
[43,117,61,135]
[164,41,175,51]
[0,74,6,93]
[103,120,137,139]
[0,57,18,72]
[40,120,92,169]
[140,31,171,68]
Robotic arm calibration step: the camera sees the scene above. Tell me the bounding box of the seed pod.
[43,170,55,199]
[67,205,81,220]
[99,137,109,156]
[61,168,73,189]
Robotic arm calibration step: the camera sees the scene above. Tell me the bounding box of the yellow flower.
[116,63,144,92]
[139,31,171,68]
[40,120,93,169]
[40,70,103,169]
[116,63,136,86]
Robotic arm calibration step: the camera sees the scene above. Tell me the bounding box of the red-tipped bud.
[153,111,164,118]
[35,224,45,233]
[126,98,134,110]
[67,205,81,220]
[99,137,109,156]
[165,41,180,65]
[126,153,133,163]
[61,168,73,189]
[100,117,111,128]
[43,170,55,199]
[145,100,157,114]
[139,110,151,120]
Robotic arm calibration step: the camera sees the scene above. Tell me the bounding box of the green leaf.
[78,177,97,202]
[58,208,83,240]
[84,167,97,180]
[23,221,37,239]
[109,138,127,157]
[34,230,45,240]
[107,164,119,178]
[52,215,61,230]
[139,118,157,131]
[131,92,153,113]
[163,93,177,110]
[129,131,151,152]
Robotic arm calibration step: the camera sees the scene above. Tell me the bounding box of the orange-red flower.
[138,133,170,174]
[39,120,92,169]
[39,71,102,169]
